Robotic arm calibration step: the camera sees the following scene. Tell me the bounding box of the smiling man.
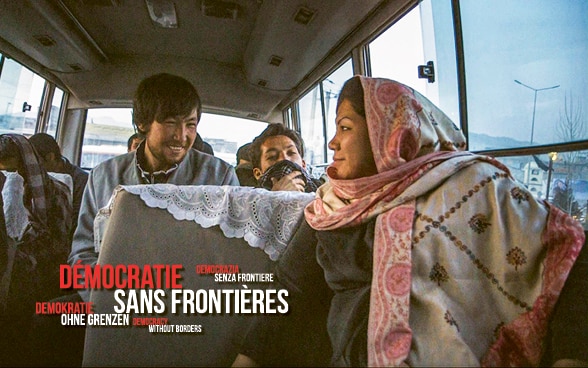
[69,73,239,302]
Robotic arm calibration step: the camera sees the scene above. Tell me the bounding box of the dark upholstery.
[542,230,588,365]
[83,190,276,367]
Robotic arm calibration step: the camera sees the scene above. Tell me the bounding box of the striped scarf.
[2,134,71,247]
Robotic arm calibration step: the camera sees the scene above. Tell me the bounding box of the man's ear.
[253,167,263,180]
[135,122,149,135]
[301,159,307,169]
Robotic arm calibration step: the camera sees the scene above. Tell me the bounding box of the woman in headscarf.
[233,76,585,367]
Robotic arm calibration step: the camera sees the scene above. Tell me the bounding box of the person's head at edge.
[127,133,144,152]
[28,133,64,172]
[0,135,24,174]
[236,142,252,166]
[249,123,306,181]
[133,73,202,172]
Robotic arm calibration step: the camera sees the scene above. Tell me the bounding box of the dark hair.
[0,135,23,173]
[28,133,61,158]
[133,73,202,135]
[0,135,20,161]
[249,124,305,169]
[336,76,365,118]
[236,142,251,164]
[127,133,144,151]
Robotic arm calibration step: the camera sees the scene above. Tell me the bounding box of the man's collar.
[134,140,179,184]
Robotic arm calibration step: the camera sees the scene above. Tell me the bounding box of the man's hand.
[271,171,305,192]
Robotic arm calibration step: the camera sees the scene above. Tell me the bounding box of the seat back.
[0,171,12,314]
[83,186,312,366]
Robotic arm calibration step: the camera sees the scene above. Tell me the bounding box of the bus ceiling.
[0,0,413,122]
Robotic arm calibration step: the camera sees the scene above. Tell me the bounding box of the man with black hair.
[70,73,239,302]
[249,123,322,192]
[32,73,239,367]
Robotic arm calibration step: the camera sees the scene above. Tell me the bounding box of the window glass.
[420,0,459,125]
[285,107,293,129]
[461,0,588,149]
[47,87,64,137]
[495,150,588,227]
[368,2,460,126]
[81,110,266,169]
[197,113,267,166]
[298,85,324,166]
[81,108,134,169]
[0,58,45,136]
[323,59,353,161]
[296,59,353,169]
[369,6,427,97]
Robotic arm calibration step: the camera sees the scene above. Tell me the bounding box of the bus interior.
[1,0,587,224]
[1,0,587,366]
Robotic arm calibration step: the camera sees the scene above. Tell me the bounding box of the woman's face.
[328,99,378,179]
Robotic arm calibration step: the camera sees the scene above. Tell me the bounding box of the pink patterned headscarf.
[361,77,466,172]
[305,77,584,366]
[306,77,472,231]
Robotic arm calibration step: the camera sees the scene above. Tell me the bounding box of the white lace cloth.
[95,185,315,261]
[1,171,28,240]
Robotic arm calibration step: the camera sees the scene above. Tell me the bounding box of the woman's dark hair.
[249,124,305,170]
[133,73,202,135]
[0,135,30,179]
[336,76,365,118]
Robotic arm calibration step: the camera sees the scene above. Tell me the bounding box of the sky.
[370,0,587,147]
[458,0,588,146]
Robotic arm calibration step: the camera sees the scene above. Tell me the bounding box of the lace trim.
[95,185,315,261]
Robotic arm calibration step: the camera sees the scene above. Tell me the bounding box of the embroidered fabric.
[95,184,315,260]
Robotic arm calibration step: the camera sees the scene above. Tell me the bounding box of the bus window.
[81,108,134,169]
[483,150,588,225]
[0,56,46,136]
[285,107,294,129]
[298,85,324,166]
[298,59,354,168]
[461,0,588,149]
[367,1,460,126]
[324,59,354,160]
[197,113,267,166]
[369,6,427,97]
[81,109,266,170]
[46,87,64,138]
